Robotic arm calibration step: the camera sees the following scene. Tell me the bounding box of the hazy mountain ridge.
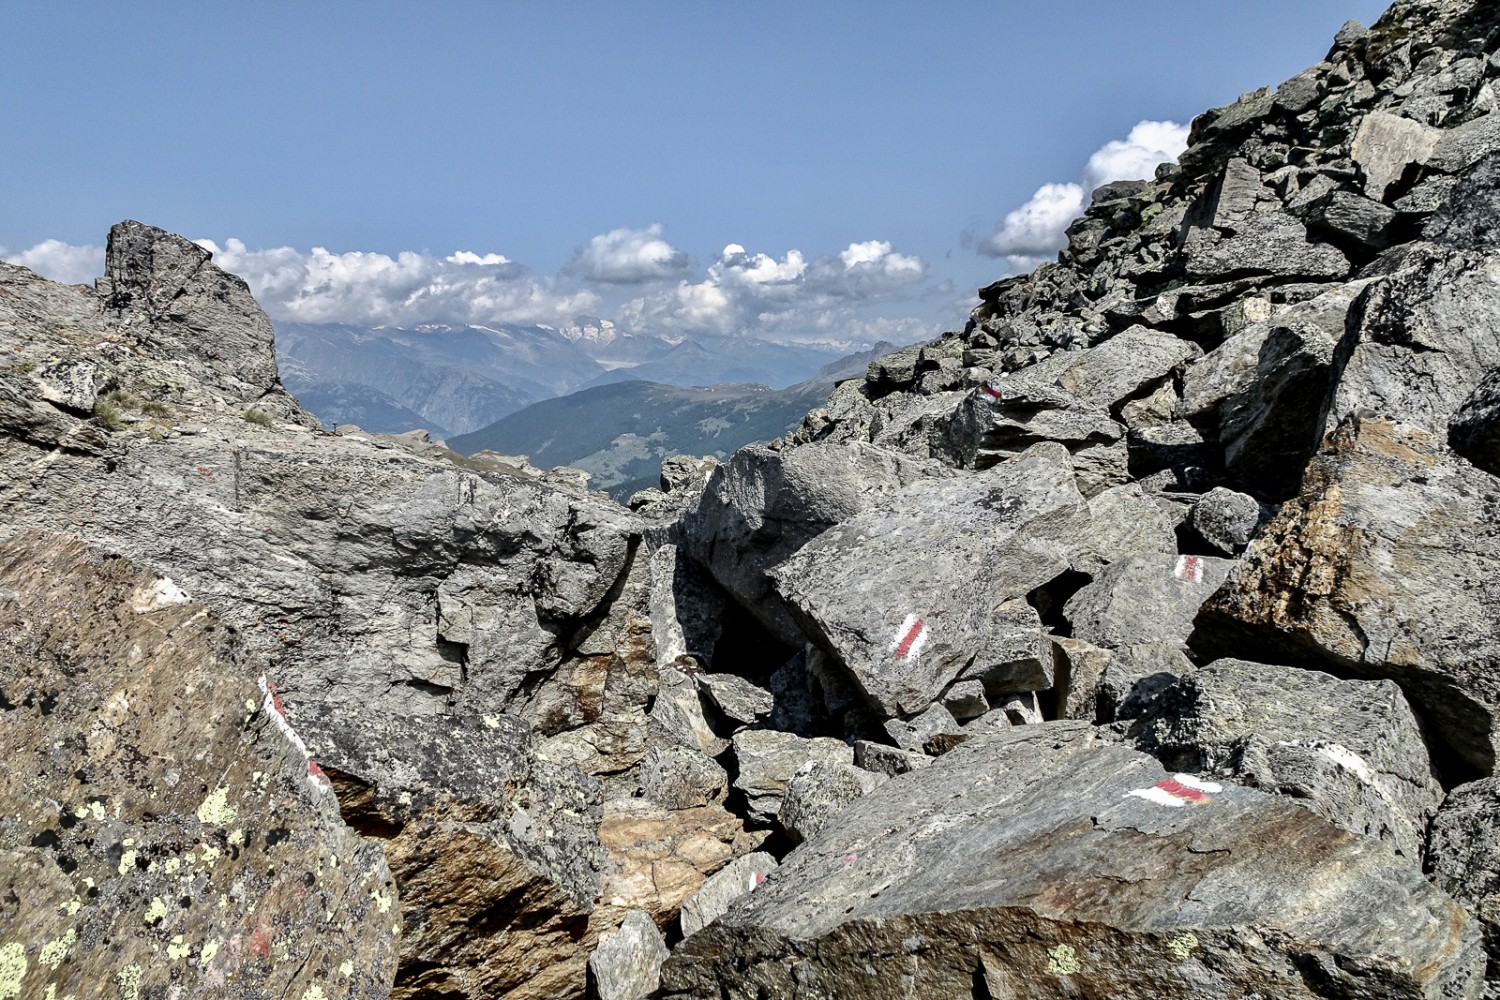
[450,342,893,498]
[278,318,868,438]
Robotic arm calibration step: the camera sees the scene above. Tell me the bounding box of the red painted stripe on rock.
[894,619,926,659]
[1156,777,1208,803]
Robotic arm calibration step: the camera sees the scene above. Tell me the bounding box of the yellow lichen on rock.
[196,785,238,825]
[39,928,76,968]
[0,942,27,1000]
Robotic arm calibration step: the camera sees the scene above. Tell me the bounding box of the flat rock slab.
[0,532,399,1000]
[661,732,1483,1000]
[1196,417,1500,773]
[773,442,1088,718]
[1128,658,1442,860]
[1064,552,1233,651]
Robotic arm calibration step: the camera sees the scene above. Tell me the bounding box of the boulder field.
[7,0,1500,997]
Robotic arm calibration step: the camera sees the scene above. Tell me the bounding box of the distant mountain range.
[448,343,894,500]
[275,319,855,438]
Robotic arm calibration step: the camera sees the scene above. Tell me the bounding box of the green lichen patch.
[1046,943,1081,975]
[1167,932,1200,961]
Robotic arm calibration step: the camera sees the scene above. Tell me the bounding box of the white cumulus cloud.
[195,238,600,328]
[2,239,106,285]
[567,223,693,284]
[4,228,938,351]
[979,119,1189,272]
[620,239,931,346]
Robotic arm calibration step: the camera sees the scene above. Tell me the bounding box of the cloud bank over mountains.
[979,120,1189,272]
[2,120,1189,350]
[2,226,940,351]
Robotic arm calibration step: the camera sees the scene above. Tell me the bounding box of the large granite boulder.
[681,440,950,647]
[1429,779,1500,974]
[0,532,399,999]
[660,729,1482,999]
[1197,416,1500,774]
[773,442,1088,719]
[1176,284,1360,500]
[1329,245,1500,438]
[1127,658,1442,860]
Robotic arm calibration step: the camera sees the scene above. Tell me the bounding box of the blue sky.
[3,2,1389,351]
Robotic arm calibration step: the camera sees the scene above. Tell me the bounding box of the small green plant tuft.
[140,400,170,416]
[94,400,124,430]
[242,408,273,427]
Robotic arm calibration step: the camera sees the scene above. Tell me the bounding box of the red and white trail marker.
[982,383,1004,403]
[1173,555,1204,583]
[258,674,332,795]
[1126,773,1221,808]
[888,614,930,662]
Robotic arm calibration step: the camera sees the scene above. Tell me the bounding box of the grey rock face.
[1083,482,1179,566]
[1331,245,1500,438]
[587,910,668,1000]
[1198,417,1500,773]
[698,673,774,727]
[1100,641,1197,721]
[731,730,853,825]
[639,741,729,810]
[774,443,1086,718]
[1063,552,1233,651]
[0,533,400,1000]
[681,441,951,646]
[1127,659,1442,860]
[1182,212,1351,282]
[1048,636,1114,721]
[1451,367,1500,474]
[678,852,778,939]
[1177,285,1358,499]
[1351,110,1440,200]
[1430,779,1500,972]
[298,708,607,998]
[660,733,1482,1000]
[1427,150,1500,252]
[851,739,931,777]
[648,666,726,757]
[882,702,963,754]
[779,760,884,845]
[2,226,648,732]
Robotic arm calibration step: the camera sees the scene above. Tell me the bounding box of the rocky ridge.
[6,0,1500,997]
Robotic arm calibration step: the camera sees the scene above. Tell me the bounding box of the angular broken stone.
[1429,779,1500,972]
[1197,416,1500,774]
[0,533,400,1000]
[299,708,605,999]
[1351,110,1440,201]
[1330,245,1500,439]
[1063,552,1233,651]
[731,730,853,825]
[773,443,1086,718]
[1127,658,1442,860]
[679,852,779,940]
[587,910,668,1000]
[883,701,964,754]
[659,734,1483,999]
[681,441,951,646]
[1188,487,1264,554]
[779,760,884,845]
[698,673,775,727]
